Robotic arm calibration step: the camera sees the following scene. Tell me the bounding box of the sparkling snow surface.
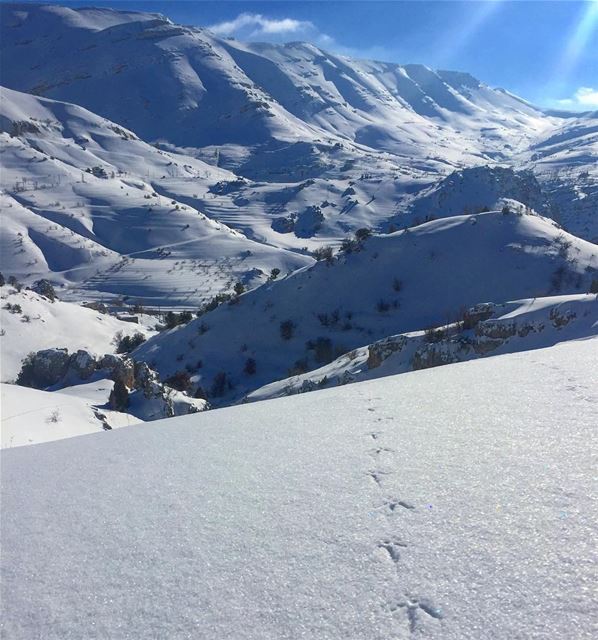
[2,339,596,638]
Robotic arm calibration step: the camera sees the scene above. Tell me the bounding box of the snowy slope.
[135,210,598,403]
[249,294,598,401]
[0,381,141,448]
[1,339,596,638]
[0,284,156,382]
[529,113,598,242]
[0,86,313,303]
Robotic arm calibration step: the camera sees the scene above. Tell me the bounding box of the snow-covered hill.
[0,381,141,448]
[249,294,598,401]
[0,284,156,382]
[2,338,596,638]
[135,210,598,403]
[0,86,313,304]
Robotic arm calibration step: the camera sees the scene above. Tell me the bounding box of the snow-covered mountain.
[0,3,552,167]
[0,87,313,306]
[2,338,596,638]
[134,209,598,403]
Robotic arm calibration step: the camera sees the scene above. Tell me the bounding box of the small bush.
[164,311,179,329]
[0,272,5,287]
[313,246,334,263]
[234,282,245,296]
[115,331,146,354]
[164,310,193,329]
[376,299,390,313]
[165,370,192,392]
[244,357,257,375]
[288,358,309,376]
[340,238,359,254]
[280,319,295,340]
[269,268,281,281]
[355,227,372,242]
[46,409,61,424]
[210,372,230,398]
[7,276,22,291]
[590,279,598,294]
[392,278,402,293]
[16,352,35,387]
[201,293,232,314]
[86,166,108,179]
[424,326,447,343]
[4,303,22,314]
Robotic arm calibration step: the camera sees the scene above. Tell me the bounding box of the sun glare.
[557,1,598,80]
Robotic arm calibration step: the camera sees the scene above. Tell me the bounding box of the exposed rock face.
[30,279,57,302]
[68,350,97,381]
[411,344,459,371]
[108,379,129,412]
[475,321,518,340]
[549,307,576,328]
[134,361,161,399]
[17,348,70,387]
[367,336,407,369]
[461,303,494,328]
[15,348,208,420]
[110,356,136,389]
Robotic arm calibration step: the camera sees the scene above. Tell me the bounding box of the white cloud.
[556,87,598,110]
[574,87,598,107]
[209,13,317,39]
[206,12,400,63]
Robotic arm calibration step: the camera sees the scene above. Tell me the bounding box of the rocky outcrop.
[367,335,407,369]
[16,348,70,388]
[16,348,208,420]
[101,354,135,389]
[549,307,576,328]
[475,320,518,340]
[68,349,97,381]
[411,344,460,371]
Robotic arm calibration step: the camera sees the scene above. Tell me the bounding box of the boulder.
[68,349,98,380]
[18,348,70,388]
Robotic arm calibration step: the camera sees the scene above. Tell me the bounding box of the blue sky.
[16,1,598,109]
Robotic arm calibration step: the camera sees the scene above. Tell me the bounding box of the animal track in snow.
[378,538,407,564]
[368,446,395,460]
[362,425,439,633]
[391,596,444,633]
[385,497,416,512]
[367,469,392,486]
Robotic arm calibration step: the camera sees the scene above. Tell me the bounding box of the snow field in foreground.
[1,339,596,639]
